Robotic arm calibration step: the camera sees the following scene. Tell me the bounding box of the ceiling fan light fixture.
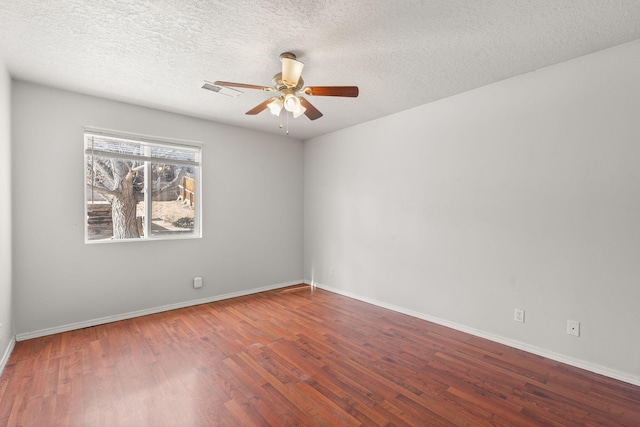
[283,93,301,112]
[267,97,283,116]
[293,105,307,119]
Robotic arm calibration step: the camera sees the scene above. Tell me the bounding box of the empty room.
[1,1,639,425]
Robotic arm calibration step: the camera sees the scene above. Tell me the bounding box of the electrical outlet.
[514,308,525,323]
[567,320,580,337]
[193,277,203,289]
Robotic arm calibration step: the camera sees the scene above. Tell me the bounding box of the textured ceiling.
[1,1,640,140]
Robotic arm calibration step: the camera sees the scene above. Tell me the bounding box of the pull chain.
[277,112,291,136]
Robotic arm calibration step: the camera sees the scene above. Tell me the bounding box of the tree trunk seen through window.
[110,159,143,239]
[87,156,187,240]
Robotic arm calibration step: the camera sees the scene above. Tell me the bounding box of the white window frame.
[84,127,202,243]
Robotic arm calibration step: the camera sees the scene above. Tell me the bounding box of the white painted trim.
[84,126,203,149]
[306,280,640,387]
[0,336,16,376]
[16,280,304,341]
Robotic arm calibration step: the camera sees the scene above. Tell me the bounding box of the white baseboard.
[0,336,16,376]
[306,280,640,387]
[16,280,304,342]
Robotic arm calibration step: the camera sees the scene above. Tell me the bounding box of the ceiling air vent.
[201,81,242,97]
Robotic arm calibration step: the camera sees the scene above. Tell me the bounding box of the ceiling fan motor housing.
[272,73,304,92]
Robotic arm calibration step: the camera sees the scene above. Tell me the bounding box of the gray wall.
[0,62,14,369]
[304,40,640,384]
[6,40,640,385]
[12,81,304,337]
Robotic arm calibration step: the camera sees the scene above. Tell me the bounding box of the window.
[84,128,202,242]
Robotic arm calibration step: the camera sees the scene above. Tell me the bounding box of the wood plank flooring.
[1,285,639,426]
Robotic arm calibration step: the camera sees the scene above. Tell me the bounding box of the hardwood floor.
[1,285,639,426]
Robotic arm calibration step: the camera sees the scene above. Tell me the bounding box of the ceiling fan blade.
[214,81,274,91]
[281,54,304,87]
[299,97,323,120]
[245,98,277,115]
[302,86,359,97]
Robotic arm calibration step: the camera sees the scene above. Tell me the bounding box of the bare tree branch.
[86,182,120,197]
[94,158,114,180]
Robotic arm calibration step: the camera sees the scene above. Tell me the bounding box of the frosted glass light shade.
[268,97,283,116]
[281,57,304,87]
[284,94,301,112]
[292,105,306,119]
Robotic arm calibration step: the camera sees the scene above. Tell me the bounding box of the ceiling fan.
[203,52,359,121]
